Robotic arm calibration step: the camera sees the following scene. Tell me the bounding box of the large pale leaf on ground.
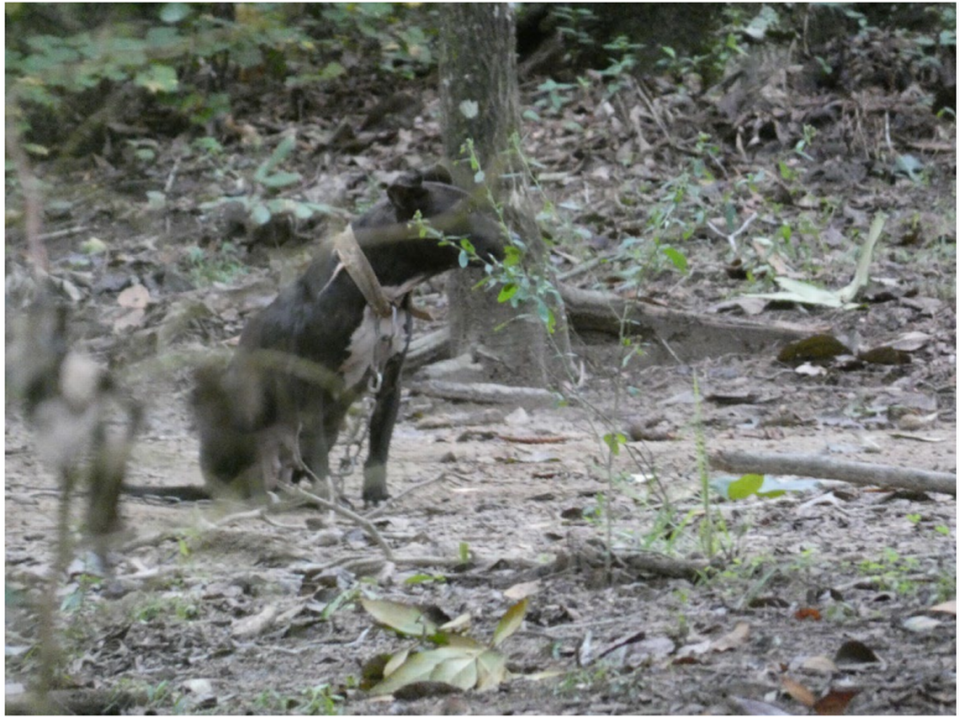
[370,645,497,695]
[492,598,528,647]
[837,213,886,303]
[475,649,508,691]
[361,598,438,637]
[745,214,884,310]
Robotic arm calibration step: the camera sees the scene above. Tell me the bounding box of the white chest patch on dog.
[339,279,422,389]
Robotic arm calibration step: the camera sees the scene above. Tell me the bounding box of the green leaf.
[145,26,181,49]
[458,249,469,268]
[292,202,314,220]
[259,171,302,189]
[497,283,518,303]
[727,473,764,500]
[459,100,479,119]
[134,64,178,93]
[303,202,345,217]
[836,213,884,303]
[503,245,522,268]
[661,247,687,272]
[371,646,488,695]
[23,143,50,157]
[712,474,820,500]
[80,237,108,254]
[250,204,271,226]
[404,573,442,585]
[475,649,508,691]
[491,599,527,647]
[255,134,297,181]
[159,3,192,23]
[522,109,541,122]
[361,599,439,637]
[602,432,627,457]
[430,651,479,689]
[321,61,345,79]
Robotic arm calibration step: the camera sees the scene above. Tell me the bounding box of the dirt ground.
[5,14,958,716]
[6,299,957,715]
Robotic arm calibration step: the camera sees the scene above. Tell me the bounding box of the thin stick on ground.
[710,450,956,496]
[277,483,394,561]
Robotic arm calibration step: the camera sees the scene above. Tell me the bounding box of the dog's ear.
[421,163,452,185]
[386,171,430,220]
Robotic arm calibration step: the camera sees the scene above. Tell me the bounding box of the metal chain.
[331,305,400,481]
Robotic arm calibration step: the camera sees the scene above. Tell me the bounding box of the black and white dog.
[194,168,508,503]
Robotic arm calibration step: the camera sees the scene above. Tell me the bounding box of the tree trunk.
[438,3,571,388]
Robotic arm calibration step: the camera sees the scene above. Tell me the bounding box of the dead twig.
[364,472,450,519]
[710,450,956,496]
[278,483,394,561]
[707,211,758,252]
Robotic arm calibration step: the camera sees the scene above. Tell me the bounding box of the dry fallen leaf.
[232,604,279,639]
[503,580,540,601]
[901,615,942,633]
[117,283,150,309]
[814,686,860,715]
[834,640,879,667]
[710,621,750,652]
[782,675,816,707]
[929,600,956,615]
[113,308,145,331]
[801,655,838,673]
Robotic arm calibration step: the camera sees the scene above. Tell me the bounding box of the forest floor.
[5,31,957,717]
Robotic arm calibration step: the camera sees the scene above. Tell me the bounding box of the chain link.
[331,304,401,482]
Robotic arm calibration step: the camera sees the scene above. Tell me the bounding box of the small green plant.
[434,137,563,337]
[553,5,597,64]
[793,124,817,160]
[858,548,922,596]
[597,35,643,95]
[298,684,343,716]
[692,373,730,560]
[254,689,298,713]
[5,4,310,139]
[131,595,199,623]
[532,78,578,118]
[185,242,248,286]
[199,134,347,235]
[313,3,438,79]
[657,7,750,86]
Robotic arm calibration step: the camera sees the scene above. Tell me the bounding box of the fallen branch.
[404,326,451,374]
[709,450,956,496]
[560,285,825,360]
[410,380,559,407]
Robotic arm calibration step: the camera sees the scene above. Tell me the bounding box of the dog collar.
[332,227,434,322]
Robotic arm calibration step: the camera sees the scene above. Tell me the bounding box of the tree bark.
[438,3,571,388]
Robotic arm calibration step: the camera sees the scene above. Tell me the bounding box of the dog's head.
[352,167,509,266]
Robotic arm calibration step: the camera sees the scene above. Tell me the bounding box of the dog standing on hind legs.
[194,168,509,504]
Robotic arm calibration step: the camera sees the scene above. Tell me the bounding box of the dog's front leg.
[362,348,406,505]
